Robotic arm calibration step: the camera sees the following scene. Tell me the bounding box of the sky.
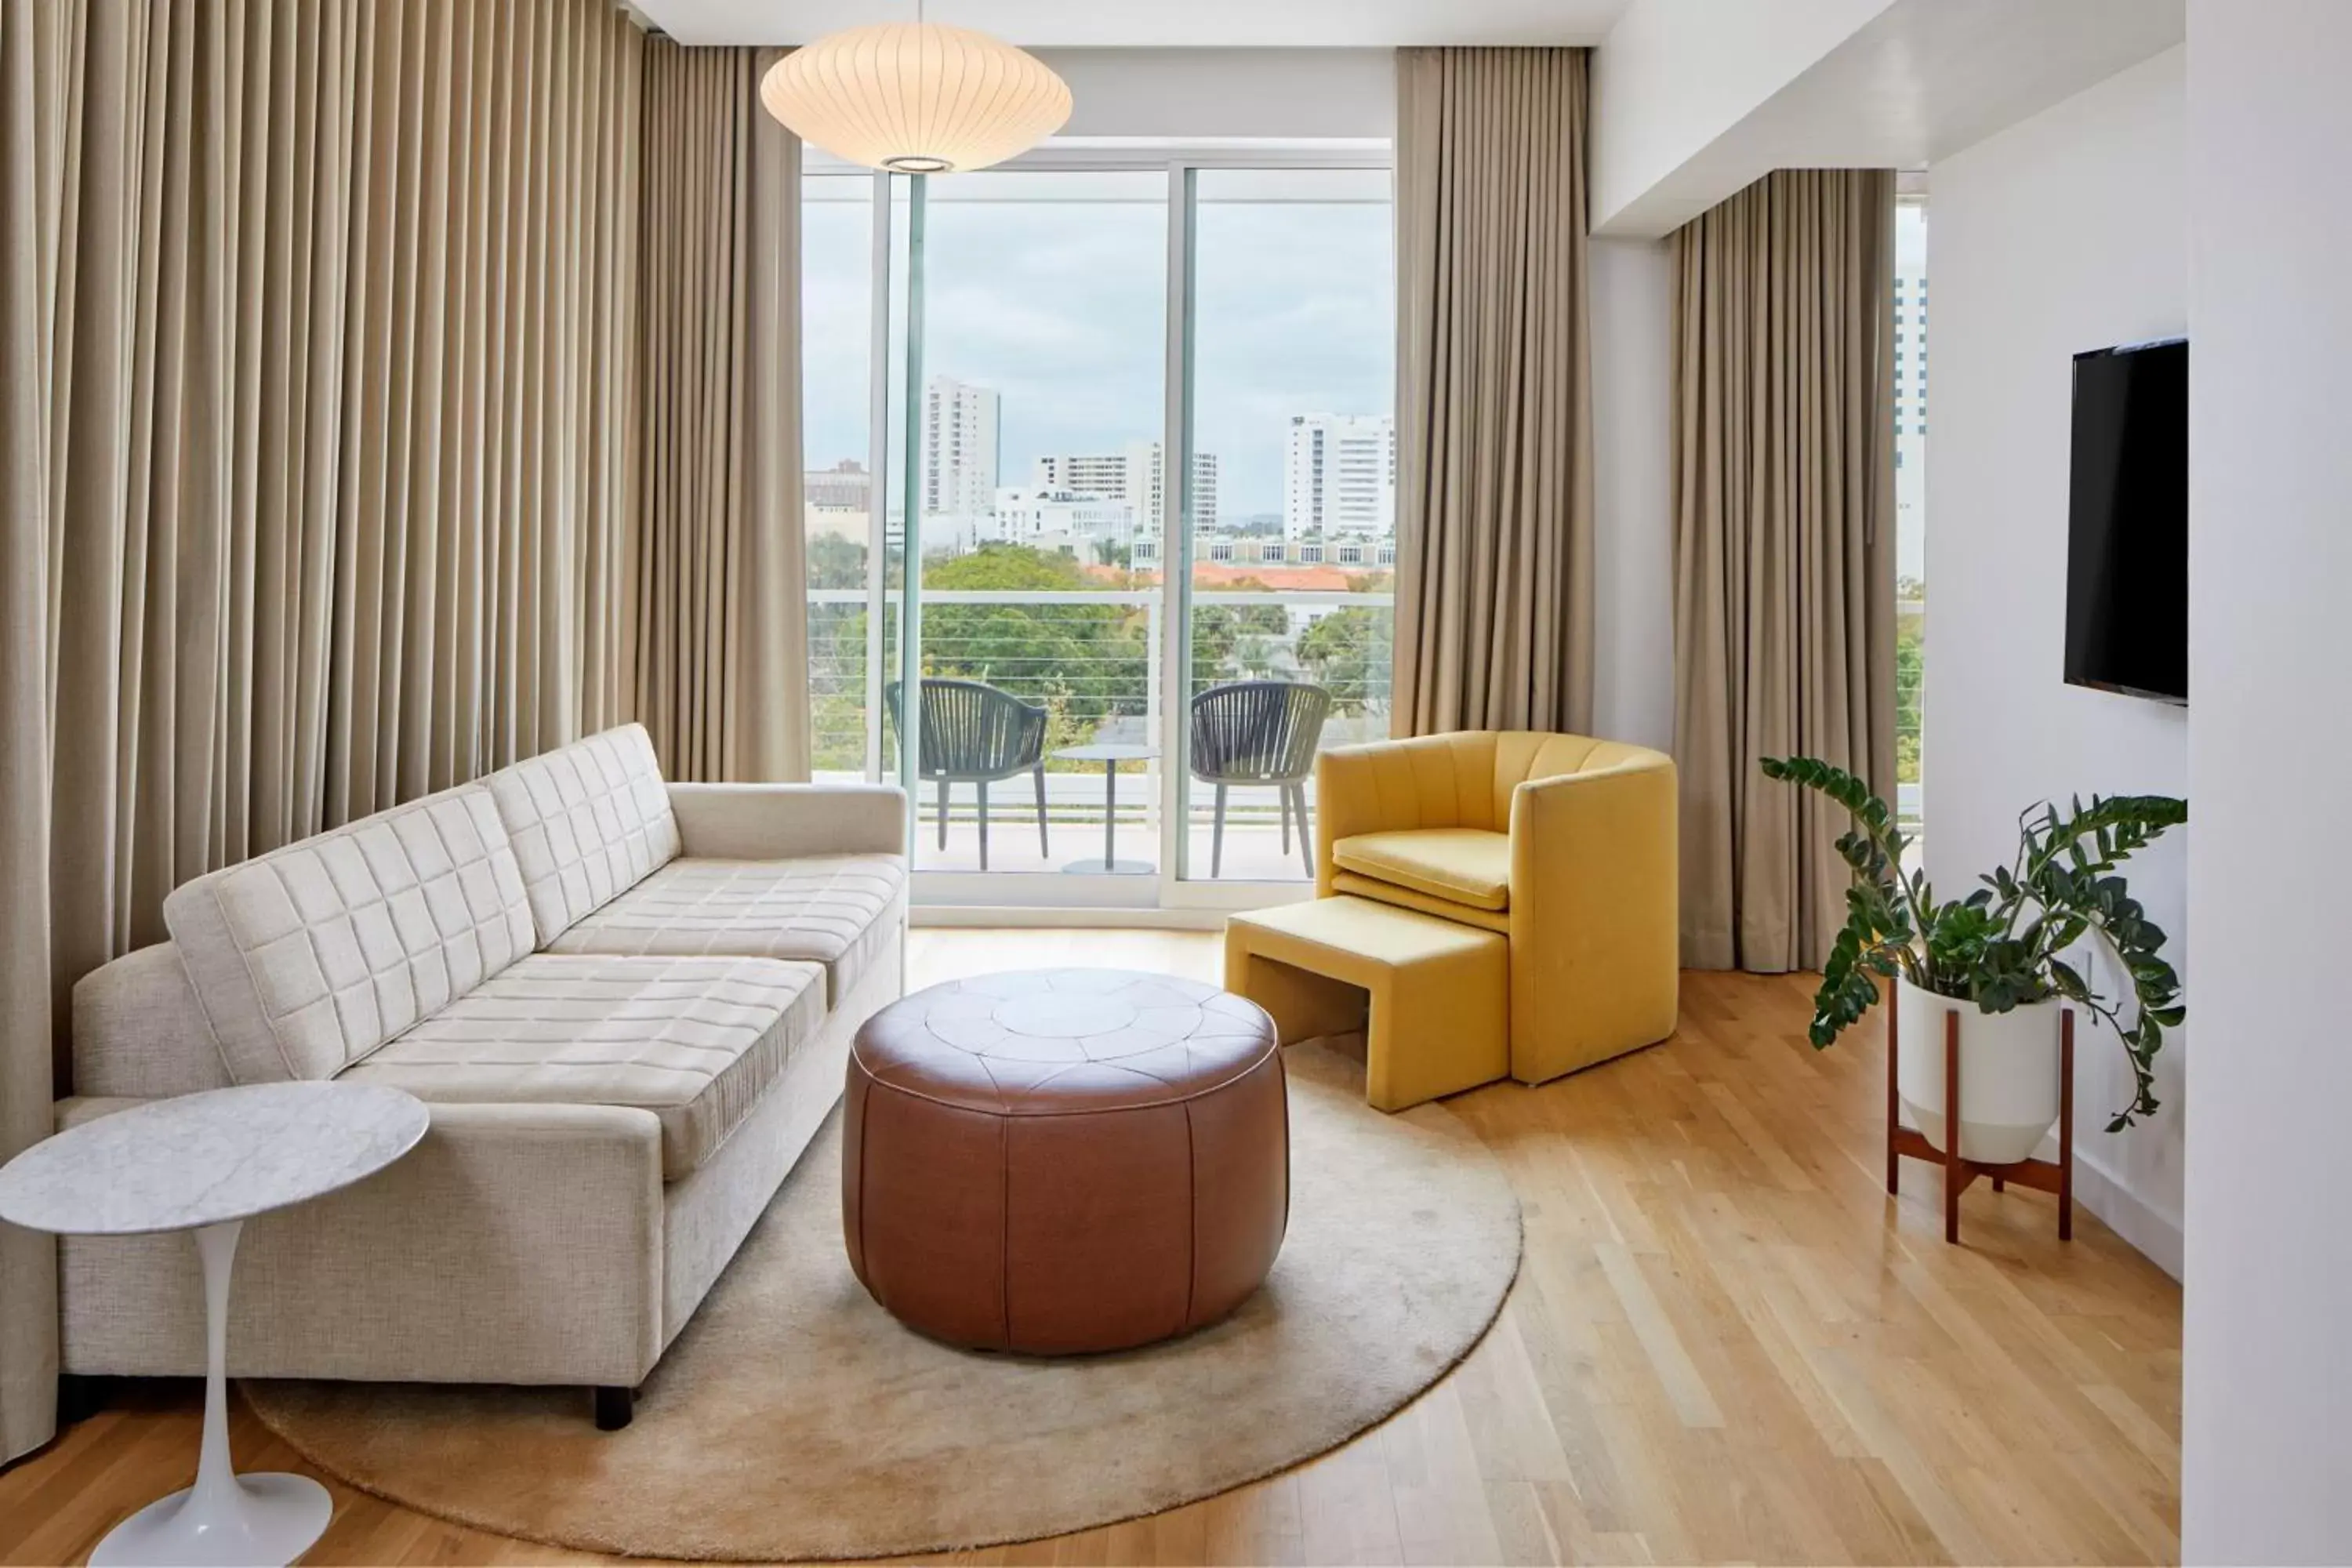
[801,171,1393,522]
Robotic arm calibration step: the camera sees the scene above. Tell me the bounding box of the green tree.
[918,546,1145,733]
[807,532,867,590]
[1189,575,1289,690]
[1295,606,1390,715]
[1896,619,1924,785]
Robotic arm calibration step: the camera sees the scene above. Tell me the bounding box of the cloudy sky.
[802,171,1393,522]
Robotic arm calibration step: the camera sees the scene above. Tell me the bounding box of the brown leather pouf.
[844,968,1289,1355]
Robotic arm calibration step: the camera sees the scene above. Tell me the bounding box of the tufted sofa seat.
[56,724,906,1427]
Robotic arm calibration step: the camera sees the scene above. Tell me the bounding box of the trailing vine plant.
[1759,756,2187,1131]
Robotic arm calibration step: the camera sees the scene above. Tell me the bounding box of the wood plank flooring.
[0,930,2183,1566]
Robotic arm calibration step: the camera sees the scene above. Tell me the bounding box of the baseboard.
[2071,1154,2183,1279]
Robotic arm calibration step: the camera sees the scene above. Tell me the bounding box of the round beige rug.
[245,1043,1522,1561]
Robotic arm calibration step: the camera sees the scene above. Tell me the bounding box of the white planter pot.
[1894,979,2064,1164]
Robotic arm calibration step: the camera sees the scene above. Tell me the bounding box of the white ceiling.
[631,0,1637,48]
[1593,0,2187,235]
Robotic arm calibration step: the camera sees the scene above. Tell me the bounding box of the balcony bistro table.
[1052,742,1160,874]
[0,1081,428,1566]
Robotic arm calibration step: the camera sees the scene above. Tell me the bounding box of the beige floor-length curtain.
[0,0,68,1468]
[1393,47,1594,736]
[0,0,642,1463]
[1672,169,1896,972]
[633,42,810,783]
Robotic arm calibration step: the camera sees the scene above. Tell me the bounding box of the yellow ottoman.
[1225,896,1508,1112]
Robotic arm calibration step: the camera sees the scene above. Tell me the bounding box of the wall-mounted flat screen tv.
[2066,338,2187,704]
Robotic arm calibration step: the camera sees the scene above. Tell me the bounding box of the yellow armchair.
[1314,731,1679,1083]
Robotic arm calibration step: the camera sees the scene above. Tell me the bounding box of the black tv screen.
[2065,339,2187,704]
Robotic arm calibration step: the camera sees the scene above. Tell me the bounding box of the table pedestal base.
[93,1219,333,1566]
[93,1472,332,1568]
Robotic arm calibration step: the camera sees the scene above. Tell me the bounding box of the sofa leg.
[59,1373,112,1425]
[593,1385,634,1431]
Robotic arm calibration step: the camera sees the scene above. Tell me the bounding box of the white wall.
[1589,238,1676,751]
[1925,47,2188,1276]
[1035,49,1396,140]
[1590,0,1894,231]
[2181,2,2352,1559]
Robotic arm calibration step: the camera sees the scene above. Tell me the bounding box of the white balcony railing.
[808,586,1393,877]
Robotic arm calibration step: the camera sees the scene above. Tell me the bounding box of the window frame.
[808,143,1395,916]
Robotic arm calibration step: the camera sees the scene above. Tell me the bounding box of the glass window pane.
[802,174,877,781]
[1896,198,1927,855]
[910,170,1169,876]
[1183,165,1395,882]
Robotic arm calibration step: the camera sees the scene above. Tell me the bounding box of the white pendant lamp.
[759,7,1073,176]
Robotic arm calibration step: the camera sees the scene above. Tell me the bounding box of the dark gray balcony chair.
[886,678,1048,871]
[1189,680,1333,878]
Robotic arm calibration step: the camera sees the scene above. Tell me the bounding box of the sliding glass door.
[1175,167,1396,884]
[906,171,1168,880]
[804,153,1392,907]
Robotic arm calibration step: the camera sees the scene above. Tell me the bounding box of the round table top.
[0,1081,429,1237]
[853,968,1277,1116]
[1052,743,1160,763]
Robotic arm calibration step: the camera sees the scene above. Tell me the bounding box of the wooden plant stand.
[1886,1000,2075,1244]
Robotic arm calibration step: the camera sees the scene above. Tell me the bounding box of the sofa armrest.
[56,1097,666,1386]
[1507,755,1681,1052]
[71,943,233,1098]
[667,781,908,860]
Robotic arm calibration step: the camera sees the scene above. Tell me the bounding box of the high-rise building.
[1893,259,1927,575]
[805,457,870,511]
[804,458,870,544]
[1284,413,1396,540]
[923,376,1000,519]
[1033,441,1218,534]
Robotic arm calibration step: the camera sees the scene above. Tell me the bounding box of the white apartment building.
[1033,441,1219,534]
[1283,413,1396,541]
[987,486,1138,547]
[923,376,1000,519]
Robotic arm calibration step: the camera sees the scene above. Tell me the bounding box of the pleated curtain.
[0,0,67,1468]
[1392,47,1595,737]
[0,0,644,1462]
[634,42,811,784]
[1671,169,1897,972]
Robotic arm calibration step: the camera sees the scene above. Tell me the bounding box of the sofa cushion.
[546,855,905,1006]
[484,724,681,947]
[1331,828,1512,913]
[343,954,826,1179]
[162,785,537,1083]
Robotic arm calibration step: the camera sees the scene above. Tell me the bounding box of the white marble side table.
[0,1080,428,1566]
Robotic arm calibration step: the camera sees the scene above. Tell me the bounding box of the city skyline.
[800,171,1392,522]
[867,372,1397,553]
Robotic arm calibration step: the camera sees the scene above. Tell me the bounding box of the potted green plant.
[1760,756,2185,1160]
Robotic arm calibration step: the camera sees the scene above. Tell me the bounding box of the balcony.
[808,585,1393,881]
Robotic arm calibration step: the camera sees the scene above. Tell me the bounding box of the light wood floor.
[0,930,2183,1566]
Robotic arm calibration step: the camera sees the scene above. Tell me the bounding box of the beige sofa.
[57,724,906,1428]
